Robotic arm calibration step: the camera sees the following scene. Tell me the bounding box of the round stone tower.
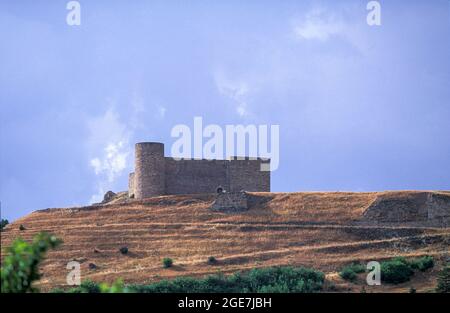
[134,142,165,199]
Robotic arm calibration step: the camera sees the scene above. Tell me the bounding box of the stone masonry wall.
[361,191,450,227]
[131,142,271,199]
[211,191,249,212]
[165,158,229,195]
[228,157,270,192]
[134,142,165,199]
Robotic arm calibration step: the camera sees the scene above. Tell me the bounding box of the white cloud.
[87,107,132,203]
[214,72,250,117]
[86,91,169,203]
[293,8,345,41]
[90,141,129,182]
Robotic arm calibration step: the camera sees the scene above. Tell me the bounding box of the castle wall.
[228,158,270,192]
[132,142,271,199]
[164,158,229,195]
[134,142,165,199]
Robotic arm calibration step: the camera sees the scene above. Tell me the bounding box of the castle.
[128,142,270,199]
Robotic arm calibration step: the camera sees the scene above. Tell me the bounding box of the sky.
[0,0,449,221]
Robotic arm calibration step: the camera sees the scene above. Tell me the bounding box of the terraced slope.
[1,191,449,292]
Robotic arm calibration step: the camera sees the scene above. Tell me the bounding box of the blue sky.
[1,0,449,221]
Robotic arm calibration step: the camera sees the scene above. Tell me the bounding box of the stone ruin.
[361,191,450,227]
[128,142,270,199]
[211,190,249,212]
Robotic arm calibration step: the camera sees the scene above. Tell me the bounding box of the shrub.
[68,280,101,293]
[347,263,366,274]
[409,255,434,271]
[62,266,325,294]
[128,266,325,293]
[119,247,128,255]
[436,265,450,293]
[339,262,366,281]
[163,258,173,268]
[19,224,26,231]
[340,267,358,281]
[237,266,324,293]
[377,256,435,285]
[0,232,62,293]
[0,218,8,230]
[207,256,217,265]
[257,283,290,293]
[391,256,408,264]
[380,258,414,284]
[99,279,127,293]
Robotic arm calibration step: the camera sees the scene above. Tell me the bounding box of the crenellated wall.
[228,157,270,193]
[130,142,270,199]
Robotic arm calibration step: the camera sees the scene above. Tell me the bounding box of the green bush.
[163,258,173,268]
[436,265,450,293]
[409,255,434,271]
[0,232,62,293]
[380,258,414,284]
[62,266,325,293]
[378,256,435,284]
[0,218,8,230]
[391,256,408,264]
[339,262,366,281]
[340,267,358,281]
[207,256,217,265]
[69,280,102,293]
[348,263,366,273]
[65,279,129,293]
[119,247,128,255]
[128,266,325,293]
[99,279,127,293]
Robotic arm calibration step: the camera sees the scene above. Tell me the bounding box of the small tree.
[1,232,62,293]
[207,256,217,265]
[119,247,128,255]
[163,258,173,268]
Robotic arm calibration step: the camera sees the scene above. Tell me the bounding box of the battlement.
[129,142,270,199]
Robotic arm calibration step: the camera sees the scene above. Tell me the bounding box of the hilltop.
[1,191,449,292]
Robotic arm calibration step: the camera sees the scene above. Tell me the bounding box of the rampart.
[129,142,270,199]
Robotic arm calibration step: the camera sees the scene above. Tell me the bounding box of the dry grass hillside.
[1,191,449,292]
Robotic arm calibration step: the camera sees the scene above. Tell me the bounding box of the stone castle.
[128,142,270,199]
